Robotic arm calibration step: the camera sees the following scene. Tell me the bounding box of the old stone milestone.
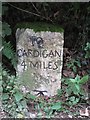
[16,24,64,96]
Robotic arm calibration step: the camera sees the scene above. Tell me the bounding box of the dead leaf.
[63,70,69,77]
[63,70,75,78]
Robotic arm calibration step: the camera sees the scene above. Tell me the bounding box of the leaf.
[2,41,17,68]
[76,61,81,67]
[2,93,9,100]
[3,41,14,59]
[17,103,23,111]
[14,91,23,102]
[73,86,79,95]
[75,98,80,103]
[57,89,62,96]
[2,22,11,37]
[44,107,49,113]
[75,74,80,81]
[26,93,36,100]
[85,52,90,58]
[73,66,77,73]
[69,96,75,101]
[69,97,80,105]
[63,70,69,77]
[2,70,7,76]
[69,78,76,83]
[75,84,80,91]
[21,100,27,108]
[51,102,62,110]
[79,75,89,84]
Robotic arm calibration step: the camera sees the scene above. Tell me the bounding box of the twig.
[7,3,54,23]
[31,2,40,14]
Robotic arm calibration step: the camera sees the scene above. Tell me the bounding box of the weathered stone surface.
[16,28,64,96]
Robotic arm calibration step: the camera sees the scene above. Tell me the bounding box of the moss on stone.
[15,22,64,33]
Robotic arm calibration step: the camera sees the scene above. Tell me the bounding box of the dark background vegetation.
[2,2,90,73]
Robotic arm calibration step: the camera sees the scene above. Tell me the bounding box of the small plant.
[2,69,29,118]
[65,75,89,106]
[34,96,63,118]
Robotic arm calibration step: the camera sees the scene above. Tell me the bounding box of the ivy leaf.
[14,91,23,102]
[51,102,62,110]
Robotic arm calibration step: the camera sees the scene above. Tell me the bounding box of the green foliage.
[84,42,90,58]
[2,40,17,69]
[36,98,62,118]
[51,102,62,111]
[2,68,29,117]
[64,75,89,106]
[26,93,36,100]
[57,89,63,97]
[57,74,89,107]
[1,3,28,118]
[68,96,80,106]
[14,91,23,102]
[65,75,89,95]
[66,59,81,73]
[79,75,89,84]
